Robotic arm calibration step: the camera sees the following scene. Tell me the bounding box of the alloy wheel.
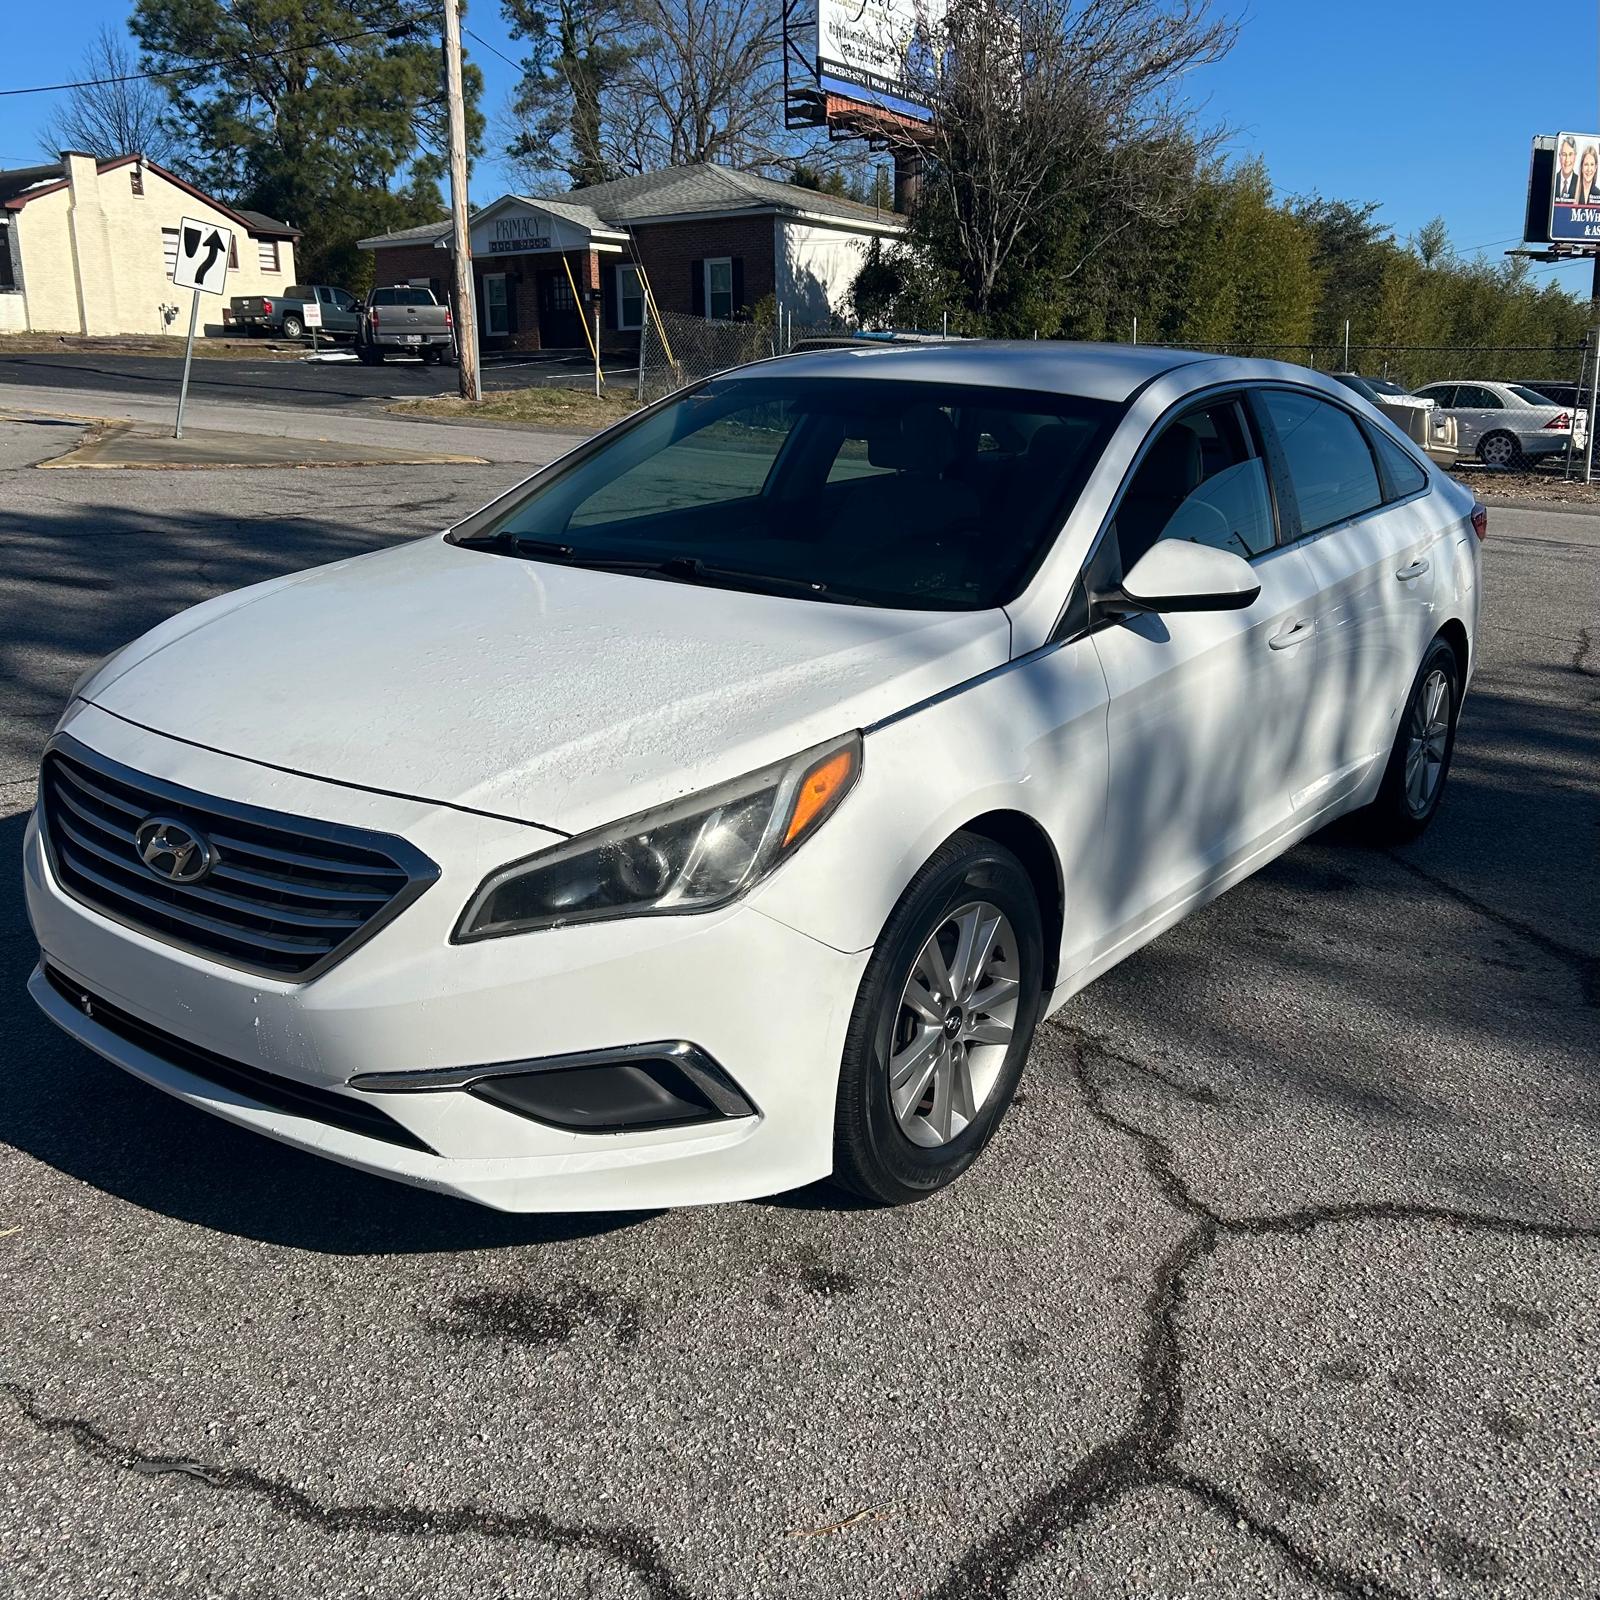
[889,901,1020,1148]
[1480,434,1516,467]
[1404,668,1450,814]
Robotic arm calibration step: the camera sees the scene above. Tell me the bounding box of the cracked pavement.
[1,416,1597,1598]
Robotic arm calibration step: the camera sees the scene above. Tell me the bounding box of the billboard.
[817,0,945,123]
[1549,131,1600,243]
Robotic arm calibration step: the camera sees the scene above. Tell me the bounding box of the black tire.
[280,313,304,340]
[356,342,383,366]
[420,346,442,365]
[1478,430,1522,469]
[832,832,1045,1206]
[1356,635,1462,843]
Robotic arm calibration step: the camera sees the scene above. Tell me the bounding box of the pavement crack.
[931,1027,1599,1598]
[1383,850,1598,1007]
[0,1382,700,1600]
[1574,627,1595,677]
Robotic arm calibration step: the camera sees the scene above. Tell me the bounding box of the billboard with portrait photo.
[1549,131,1600,242]
[817,0,946,123]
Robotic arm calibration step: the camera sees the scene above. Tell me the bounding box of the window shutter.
[731,258,745,315]
[690,259,704,316]
[603,266,619,330]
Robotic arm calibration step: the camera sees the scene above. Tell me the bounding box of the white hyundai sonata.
[24,344,1482,1211]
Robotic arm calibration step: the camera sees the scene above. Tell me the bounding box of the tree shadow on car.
[0,815,651,1255]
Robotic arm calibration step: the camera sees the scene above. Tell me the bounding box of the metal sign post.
[169,214,234,438]
[175,290,202,440]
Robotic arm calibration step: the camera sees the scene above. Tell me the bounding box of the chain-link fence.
[636,309,778,403]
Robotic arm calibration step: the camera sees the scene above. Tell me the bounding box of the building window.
[0,226,15,291]
[703,257,733,320]
[257,238,279,272]
[129,165,144,196]
[617,264,644,330]
[485,273,510,337]
[161,227,179,279]
[228,236,239,270]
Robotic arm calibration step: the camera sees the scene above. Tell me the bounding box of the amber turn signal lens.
[783,747,857,848]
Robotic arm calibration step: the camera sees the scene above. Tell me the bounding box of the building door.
[536,267,582,347]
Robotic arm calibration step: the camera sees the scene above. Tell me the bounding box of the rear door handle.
[1268,619,1313,650]
[1395,559,1430,581]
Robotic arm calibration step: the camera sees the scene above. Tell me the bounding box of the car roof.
[751,340,1227,403]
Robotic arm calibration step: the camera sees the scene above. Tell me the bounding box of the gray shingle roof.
[358,165,899,249]
[565,164,899,226]
[235,207,300,238]
[0,161,64,207]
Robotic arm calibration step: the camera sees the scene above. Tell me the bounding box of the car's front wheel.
[832,832,1044,1205]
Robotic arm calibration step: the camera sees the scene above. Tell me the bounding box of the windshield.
[455,375,1120,609]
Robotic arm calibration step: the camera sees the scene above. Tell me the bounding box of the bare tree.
[615,0,787,169]
[889,0,1236,319]
[40,26,182,165]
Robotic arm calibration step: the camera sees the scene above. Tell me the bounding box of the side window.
[1415,385,1455,408]
[1457,385,1502,409]
[1256,390,1382,536]
[1112,399,1276,569]
[1368,426,1428,501]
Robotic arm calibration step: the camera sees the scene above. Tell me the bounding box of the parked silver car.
[1410,381,1574,467]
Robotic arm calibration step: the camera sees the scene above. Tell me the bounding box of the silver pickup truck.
[226,284,361,340]
[356,286,455,365]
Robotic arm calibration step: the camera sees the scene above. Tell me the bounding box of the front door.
[1085,395,1322,951]
[537,268,582,347]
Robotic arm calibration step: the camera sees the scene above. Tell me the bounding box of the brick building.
[358,165,904,354]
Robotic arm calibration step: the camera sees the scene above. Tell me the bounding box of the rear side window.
[1256,390,1382,536]
[1415,385,1456,408]
[1368,427,1428,500]
[1456,385,1502,409]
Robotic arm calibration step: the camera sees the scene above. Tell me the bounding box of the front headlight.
[455,733,862,940]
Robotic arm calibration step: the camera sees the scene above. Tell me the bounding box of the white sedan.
[24,344,1482,1211]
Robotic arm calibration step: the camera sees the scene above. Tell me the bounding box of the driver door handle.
[1268,619,1313,650]
[1395,559,1430,581]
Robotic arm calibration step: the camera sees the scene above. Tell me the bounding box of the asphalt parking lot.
[1,417,1597,1599]
[0,348,633,412]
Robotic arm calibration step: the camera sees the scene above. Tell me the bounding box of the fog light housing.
[349,1042,757,1135]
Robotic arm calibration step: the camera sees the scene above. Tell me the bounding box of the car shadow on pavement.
[0,812,652,1254]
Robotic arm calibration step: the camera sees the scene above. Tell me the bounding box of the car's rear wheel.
[357,342,383,365]
[281,313,304,340]
[832,832,1044,1205]
[1357,636,1461,842]
[1478,430,1521,468]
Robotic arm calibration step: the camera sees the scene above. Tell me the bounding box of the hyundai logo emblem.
[134,816,215,883]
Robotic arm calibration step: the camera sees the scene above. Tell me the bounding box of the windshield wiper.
[483,535,862,602]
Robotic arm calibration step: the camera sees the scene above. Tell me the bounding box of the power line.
[462,25,522,73]
[0,18,443,99]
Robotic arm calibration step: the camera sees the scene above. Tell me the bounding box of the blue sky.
[2,0,1595,291]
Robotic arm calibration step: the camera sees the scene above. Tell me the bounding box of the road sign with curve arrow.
[172,216,233,296]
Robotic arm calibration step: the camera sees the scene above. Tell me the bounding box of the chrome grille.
[39,739,438,980]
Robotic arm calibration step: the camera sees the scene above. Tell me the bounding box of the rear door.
[1087,393,1323,947]
[1253,388,1441,808]
[1451,384,1506,452]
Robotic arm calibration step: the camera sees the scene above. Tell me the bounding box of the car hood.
[84,535,1011,835]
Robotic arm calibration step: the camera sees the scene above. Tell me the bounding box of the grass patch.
[389,384,640,430]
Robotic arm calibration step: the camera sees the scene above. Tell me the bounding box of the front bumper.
[23,708,868,1211]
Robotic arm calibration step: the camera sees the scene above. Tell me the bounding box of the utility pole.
[443,0,481,403]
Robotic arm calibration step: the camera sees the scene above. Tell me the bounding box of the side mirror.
[1116,541,1261,614]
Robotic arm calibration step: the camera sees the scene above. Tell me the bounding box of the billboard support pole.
[1586,326,1599,483]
